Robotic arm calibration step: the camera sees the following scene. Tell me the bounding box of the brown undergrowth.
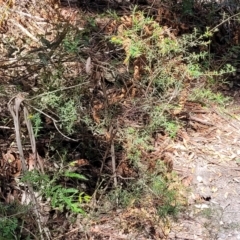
[0,0,239,239]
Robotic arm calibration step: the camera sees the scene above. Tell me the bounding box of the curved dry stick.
[8,94,45,240]
[8,94,28,172]
[23,105,45,173]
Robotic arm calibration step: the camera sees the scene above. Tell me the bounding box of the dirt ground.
[169,91,240,240]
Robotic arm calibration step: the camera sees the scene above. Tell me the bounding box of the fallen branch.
[111,138,117,188]
[189,115,214,126]
[0,126,14,129]
[8,94,46,240]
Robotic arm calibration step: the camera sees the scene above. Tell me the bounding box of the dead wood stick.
[8,94,45,240]
[189,115,214,126]
[0,126,14,129]
[111,139,117,187]
[8,95,28,172]
[23,106,44,173]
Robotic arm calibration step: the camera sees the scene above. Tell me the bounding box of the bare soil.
[170,96,240,240]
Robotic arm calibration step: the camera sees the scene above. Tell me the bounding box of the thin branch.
[0,126,14,129]
[53,121,79,142]
[24,102,59,123]
[28,81,87,101]
[210,12,240,33]
[25,102,79,142]
[9,19,39,42]
[23,106,45,173]
[8,95,28,172]
[8,94,45,240]
[188,115,214,126]
[10,9,45,21]
[111,139,117,187]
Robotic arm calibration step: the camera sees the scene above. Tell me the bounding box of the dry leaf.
[2,150,15,163]
[11,159,22,177]
[130,87,137,98]
[28,153,36,171]
[211,186,218,193]
[133,65,140,81]
[70,159,90,167]
[105,131,111,141]
[182,175,193,187]
[86,57,91,74]
[92,109,100,124]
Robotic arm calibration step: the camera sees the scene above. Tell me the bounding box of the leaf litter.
[0,0,240,239]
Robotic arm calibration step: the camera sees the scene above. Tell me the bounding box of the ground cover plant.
[0,0,239,239]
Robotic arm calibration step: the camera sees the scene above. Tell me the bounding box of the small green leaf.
[64,171,88,180]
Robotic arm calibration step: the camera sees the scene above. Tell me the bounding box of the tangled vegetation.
[0,0,239,239]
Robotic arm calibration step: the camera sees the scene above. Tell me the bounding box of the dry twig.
[111,138,117,187]
[8,94,47,240]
